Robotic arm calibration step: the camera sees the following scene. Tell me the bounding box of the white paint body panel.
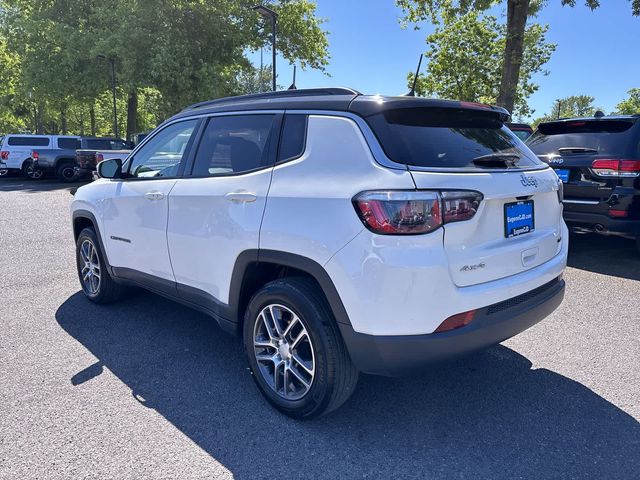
[100,179,177,280]
[167,169,272,303]
[260,115,414,266]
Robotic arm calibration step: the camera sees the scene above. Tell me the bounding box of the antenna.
[288,65,297,90]
[406,54,423,97]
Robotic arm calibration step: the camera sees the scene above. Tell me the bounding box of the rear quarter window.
[7,136,50,147]
[278,114,307,162]
[366,108,542,169]
[527,120,640,157]
[58,138,80,150]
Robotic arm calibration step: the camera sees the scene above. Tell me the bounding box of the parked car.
[74,137,132,181]
[70,88,568,418]
[507,122,534,141]
[0,134,79,179]
[527,114,640,252]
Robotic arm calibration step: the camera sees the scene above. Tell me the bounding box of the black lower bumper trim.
[339,278,565,376]
[564,211,640,235]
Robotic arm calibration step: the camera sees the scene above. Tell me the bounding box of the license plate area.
[504,200,535,238]
[554,168,570,183]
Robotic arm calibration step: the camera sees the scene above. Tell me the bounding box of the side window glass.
[58,138,80,149]
[192,115,276,176]
[127,120,198,178]
[278,114,307,162]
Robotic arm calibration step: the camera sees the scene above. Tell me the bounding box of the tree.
[532,95,600,126]
[398,0,640,113]
[0,0,330,136]
[616,89,640,115]
[410,11,555,117]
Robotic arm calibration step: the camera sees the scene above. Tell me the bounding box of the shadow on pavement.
[568,231,640,281]
[56,291,640,479]
[0,176,88,193]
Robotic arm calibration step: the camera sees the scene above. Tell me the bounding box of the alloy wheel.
[253,304,316,400]
[80,239,101,295]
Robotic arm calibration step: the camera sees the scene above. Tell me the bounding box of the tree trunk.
[36,104,44,134]
[126,90,138,142]
[60,105,68,135]
[90,103,96,137]
[496,0,530,114]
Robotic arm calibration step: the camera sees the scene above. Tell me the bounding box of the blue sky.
[257,0,640,120]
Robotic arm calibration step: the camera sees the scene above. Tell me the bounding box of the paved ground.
[1,177,639,480]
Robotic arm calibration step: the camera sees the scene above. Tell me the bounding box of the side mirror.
[97,158,122,179]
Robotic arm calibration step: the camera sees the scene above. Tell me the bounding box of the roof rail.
[182,87,361,112]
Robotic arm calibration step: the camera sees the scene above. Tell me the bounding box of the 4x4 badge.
[520,174,538,188]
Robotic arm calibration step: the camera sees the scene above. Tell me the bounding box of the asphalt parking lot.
[1,178,639,479]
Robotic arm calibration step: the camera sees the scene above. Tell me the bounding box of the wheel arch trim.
[229,249,352,328]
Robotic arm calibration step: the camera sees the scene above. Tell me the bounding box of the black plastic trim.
[338,278,565,376]
[71,210,113,274]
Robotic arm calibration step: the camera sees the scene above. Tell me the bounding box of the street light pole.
[97,54,119,138]
[252,5,278,92]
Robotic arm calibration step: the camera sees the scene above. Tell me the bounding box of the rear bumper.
[564,210,640,235]
[339,277,565,376]
[74,166,93,178]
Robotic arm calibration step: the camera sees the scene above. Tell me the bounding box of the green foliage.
[410,11,555,117]
[615,89,640,115]
[0,0,329,136]
[532,95,601,126]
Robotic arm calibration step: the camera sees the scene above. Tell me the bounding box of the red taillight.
[353,190,483,235]
[31,150,39,160]
[591,159,640,178]
[0,151,8,160]
[441,191,484,223]
[96,153,104,163]
[434,310,476,333]
[353,191,442,235]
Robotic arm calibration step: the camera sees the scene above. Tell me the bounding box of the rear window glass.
[366,108,542,169]
[85,139,112,150]
[58,138,80,149]
[527,120,638,156]
[511,130,532,141]
[7,136,49,147]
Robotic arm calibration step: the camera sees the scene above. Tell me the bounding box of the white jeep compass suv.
[70,88,568,418]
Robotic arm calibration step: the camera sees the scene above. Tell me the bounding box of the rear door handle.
[225,191,257,203]
[144,191,165,201]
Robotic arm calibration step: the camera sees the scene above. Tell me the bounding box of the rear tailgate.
[411,169,563,287]
[362,103,563,287]
[76,150,98,170]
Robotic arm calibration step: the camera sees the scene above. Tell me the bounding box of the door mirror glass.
[97,158,122,179]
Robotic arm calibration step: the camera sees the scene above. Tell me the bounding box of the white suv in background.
[70,88,568,418]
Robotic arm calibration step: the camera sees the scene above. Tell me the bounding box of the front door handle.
[145,191,165,201]
[225,191,257,203]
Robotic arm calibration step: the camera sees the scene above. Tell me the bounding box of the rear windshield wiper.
[558,147,598,155]
[472,152,521,168]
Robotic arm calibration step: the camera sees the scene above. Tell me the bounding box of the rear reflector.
[31,151,39,160]
[434,310,476,333]
[608,209,629,218]
[591,159,640,178]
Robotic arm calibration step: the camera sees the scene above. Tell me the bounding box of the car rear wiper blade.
[558,147,598,155]
[472,153,521,168]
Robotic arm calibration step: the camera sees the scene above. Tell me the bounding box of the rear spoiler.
[349,97,510,123]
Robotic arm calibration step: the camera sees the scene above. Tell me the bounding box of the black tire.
[243,277,358,419]
[22,159,44,180]
[76,227,125,304]
[56,162,77,183]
